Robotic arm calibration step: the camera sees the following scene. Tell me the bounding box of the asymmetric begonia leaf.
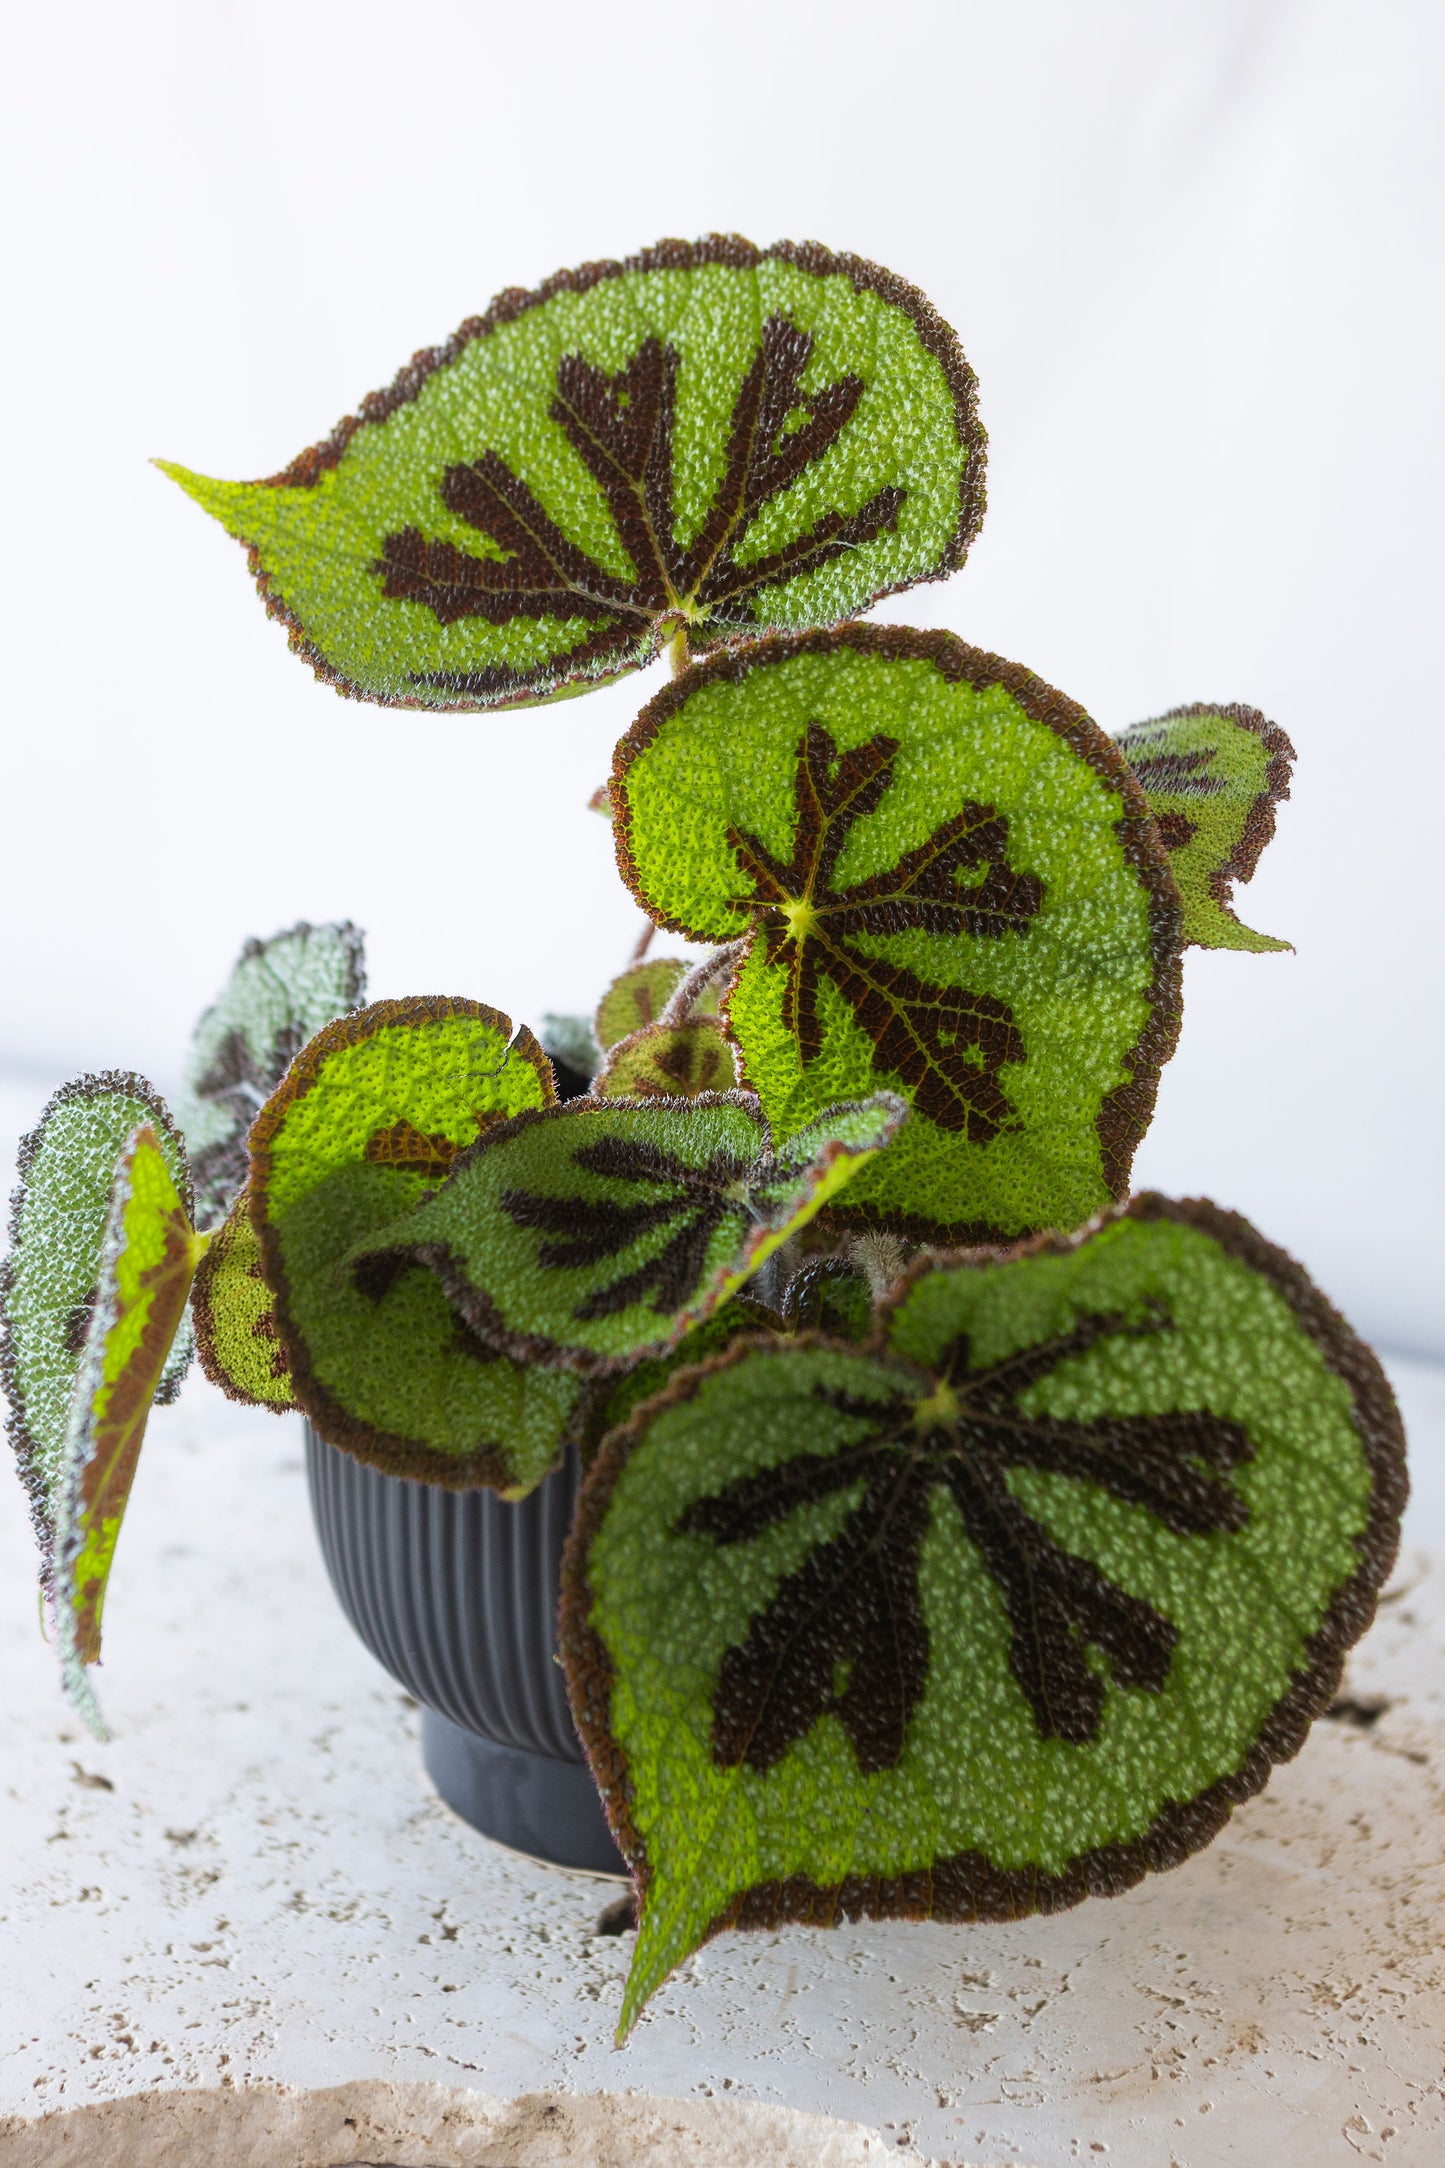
[159,238,983,711]
[1116,706,1294,952]
[561,1194,1406,2035]
[352,1091,904,1372]
[249,996,580,1490]
[191,1194,296,1410]
[54,1125,203,1736]
[1,1074,192,1578]
[613,626,1183,1243]
[176,920,367,1229]
[594,959,691,1050]
[594,1017,739,1100]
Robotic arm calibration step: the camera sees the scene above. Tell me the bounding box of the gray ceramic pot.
[304,1424,625,1875]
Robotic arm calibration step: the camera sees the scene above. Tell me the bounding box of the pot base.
[421,1706,627,1876]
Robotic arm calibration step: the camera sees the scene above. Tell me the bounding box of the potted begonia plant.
[0,237,1406,2039]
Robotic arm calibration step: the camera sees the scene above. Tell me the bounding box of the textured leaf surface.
[250,996,578,1489]
[614,626,1183,1242]
[159,238,982,710]
[1,1075,192,1575]
[594,1017,739,1100]
[1116,706,1294,951]
[192,1196,296,1410]
[54,1126,201,1735]
[562,1196,1406,2033]
[595,959,690,1050]
[355,1092,904,1372]
[176,920,366,1230]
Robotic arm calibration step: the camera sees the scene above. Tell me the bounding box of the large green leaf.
[54,1126,203,1737]
[1116,706,1294,951]
[176,920,367,1230]
[352,1091,904,1372]
[613,625,1183,1242]
[159,238,983,711]
[562,1195,1406,2035]
[249,996,579,1490]
[191,1193,296,1411]
[1,1074,192,1579]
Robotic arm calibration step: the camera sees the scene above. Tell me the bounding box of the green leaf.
[176,920,367,1230]
[562,1194,1406,2035]
[191,1194,296,1410]
[613,625,1183,1243]
[779,1256,873,1341]
[595,959,691,1050]
[353,1091,905,1372]
[594,1016,739,1100]
[2,1074,193,1579]
[1116,705,1294,951]
[250,995,579,1490]
[54,1125,202,1737]
[158,238,983,711]
[579,1294,784,1464]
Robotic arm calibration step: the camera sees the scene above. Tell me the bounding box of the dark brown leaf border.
[611,624,1185,1241]
[559,1193,1406,1943]
[248,996,560,1486]
[212,236,986,711]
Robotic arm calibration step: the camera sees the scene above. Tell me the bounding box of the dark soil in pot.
[304,1424,626,1876]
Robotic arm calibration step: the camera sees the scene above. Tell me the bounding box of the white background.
[1,0,1440,1354]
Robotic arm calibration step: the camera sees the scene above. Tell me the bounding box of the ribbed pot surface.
[304,1424,585,1763]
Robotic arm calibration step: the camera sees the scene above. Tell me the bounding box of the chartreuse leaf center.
[350,1091,905,1372]
[613,625,1184,1244]
[159,239,983,711]
[560,1194,1405,2036]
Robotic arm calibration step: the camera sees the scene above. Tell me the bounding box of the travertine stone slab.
[1,1358,1443,2167]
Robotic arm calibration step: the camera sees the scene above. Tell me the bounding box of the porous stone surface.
[1,1359,1443,2168]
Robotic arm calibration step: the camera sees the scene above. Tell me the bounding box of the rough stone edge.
[0,2079,974,2168]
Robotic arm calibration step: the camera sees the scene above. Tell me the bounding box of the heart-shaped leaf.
[1,1075,193,1581]
[191,1194,296,1410]
[176,920,367,1230]
[353,1091,905,1372]
[561,1194,1406,2035]
[1116,706,1294,951]
[54,1125,203,1737]
[613,625,1183,1243]
[159,238,983,710]
[594,1016,739,1100]
[249,996,580,1490]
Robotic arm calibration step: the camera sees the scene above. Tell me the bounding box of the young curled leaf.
[594,959,690,1051]
[159,238,983,711]
[352,1090,905,1373]
[560,1195,1405,2035]
[594,1016,739,1100]
[780,1255,873,1342]
[1,1074,192,1580]
[613,624,1183,1244]
[176,920,367,1230]
[1116,706,1294,952]
[249,996,580,1491]
[55,1126,203,1737]
[191,1195,296,1410]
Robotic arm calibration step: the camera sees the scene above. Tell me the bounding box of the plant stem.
[666,624,690,677]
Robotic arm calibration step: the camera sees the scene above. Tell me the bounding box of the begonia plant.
[1,237,1406,2037]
